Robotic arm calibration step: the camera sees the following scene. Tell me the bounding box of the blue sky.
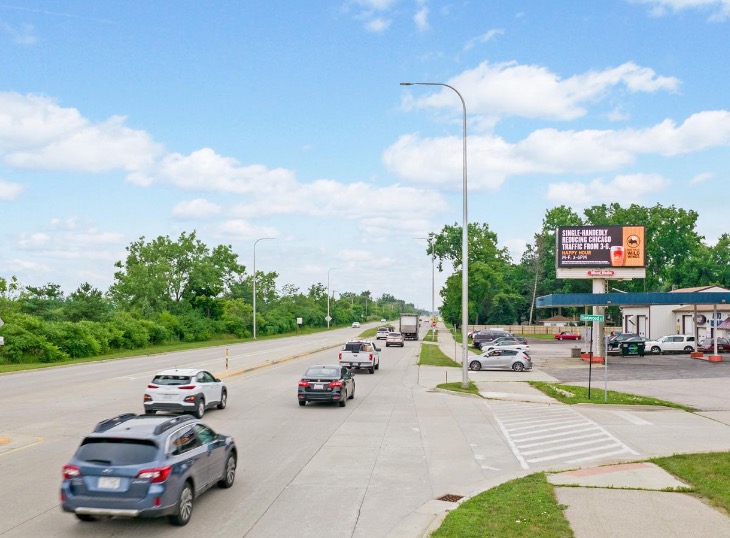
[1,0,729,312]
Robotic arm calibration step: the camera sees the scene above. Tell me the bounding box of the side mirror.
[375,346,381,352]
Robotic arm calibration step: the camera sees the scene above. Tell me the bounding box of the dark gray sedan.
[298,364,355,407]
[468,349,532,372]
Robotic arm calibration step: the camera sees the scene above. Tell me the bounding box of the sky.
[1,0,730,312]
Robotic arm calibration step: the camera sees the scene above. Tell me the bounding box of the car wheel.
[512,362,525,372]
[339,391,347,407]
[469,360,481,371]
[683,346,694,353]
[75,514,98,522]
[558,336,563,340]
[349,384,355,399]
[194,397,205,419]
[169,482,194,526]
[217,453,237,488]
[144,410,156,415]
[298,400,306,406]
[375,361,379,370]
[650,346,661,355]
[217,389,227,410]
[369,367,374,374]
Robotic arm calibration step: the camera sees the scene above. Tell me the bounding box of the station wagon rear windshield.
[77,438,159,465]
[152,375,192,385]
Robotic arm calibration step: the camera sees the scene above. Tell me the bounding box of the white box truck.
[400,313,419,340]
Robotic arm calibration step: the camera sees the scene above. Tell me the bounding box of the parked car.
[386,331,405,347]
[554,331,581,341]
[469,349,532,372]
[480,340,530,353]
[644,334,696,354]
[352,322,361,328]
[376,327,390,339]
[297,364,355,407]
[482,336,527,349]
[607,333,640,350]
[697,337,730,353]
[144,369,227,419]
[472,329,512,349]
[380,318,387,323]
[60,413,237,526]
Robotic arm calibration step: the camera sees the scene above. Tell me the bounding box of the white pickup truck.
[338,340,381,374]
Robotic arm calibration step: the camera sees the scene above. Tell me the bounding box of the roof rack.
[153,414,196,435]
[93,412,137,432]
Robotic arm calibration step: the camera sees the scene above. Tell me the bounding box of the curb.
[216,344,339,379]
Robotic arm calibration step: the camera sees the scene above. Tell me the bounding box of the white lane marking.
[612,410,653,425]
[492,413,529,470]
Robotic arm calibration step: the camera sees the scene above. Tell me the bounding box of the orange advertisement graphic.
[621,226,644,267]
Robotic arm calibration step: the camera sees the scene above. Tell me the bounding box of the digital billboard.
[556,226,645,269]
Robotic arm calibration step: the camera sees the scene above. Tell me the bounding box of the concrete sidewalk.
[402,324,730,537]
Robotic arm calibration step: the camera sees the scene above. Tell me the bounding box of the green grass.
[436,380,481,396]
[431,472,573,538]
[418,343,461,367]
[528,382,695,411]
[423,331,439,342]
[653,452,730,514]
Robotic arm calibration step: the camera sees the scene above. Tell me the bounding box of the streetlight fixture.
[253,237,276,339]
[401,81,469,388]
[327,267,338,329]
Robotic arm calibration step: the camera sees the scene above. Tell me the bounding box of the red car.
[554,331,580,341]
[697,338,730,353]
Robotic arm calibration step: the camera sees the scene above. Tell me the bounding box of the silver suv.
[60,413,237,526]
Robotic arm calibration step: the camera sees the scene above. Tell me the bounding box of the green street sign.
[580,314,605,322]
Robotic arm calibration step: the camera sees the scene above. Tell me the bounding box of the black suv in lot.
[607,333,640,350]
[60,413,237,526]
[472,330,512,349]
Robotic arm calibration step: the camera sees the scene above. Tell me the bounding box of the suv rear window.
[152,375,192,385]
[77,438,158,465]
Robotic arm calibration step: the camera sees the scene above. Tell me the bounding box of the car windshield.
[388,333,401,337]
[152,375,193,385]
[76,438,159,465]
[305,367,339,378]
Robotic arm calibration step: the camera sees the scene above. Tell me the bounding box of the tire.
[683,346,694,353]
[169,482,194,526]
[298,400,306,406]
[194,397,205,419]
[369,367,374,374]
[375,361,379,370]
[75,514,98,522]
[650,346,661,355]
[349,384,355,399]
[339,391,347,407]
[144,410,156,415]
[512,362,525,372]
[217,389,227,410]
[558,336,563,341]
[469,360,482,371]
[217,453,237,488]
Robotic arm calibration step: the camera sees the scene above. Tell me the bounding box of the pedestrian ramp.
[486,401,639,470]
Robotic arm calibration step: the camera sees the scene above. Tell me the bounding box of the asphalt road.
[2,329,730,537]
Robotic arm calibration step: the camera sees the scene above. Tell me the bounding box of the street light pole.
[401,81,469,387]
[253,237,276,339]
[414,235,436,324]
[327,267,338,329]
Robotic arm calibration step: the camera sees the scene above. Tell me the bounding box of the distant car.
[697,337,730,353]
[644,334,695,354]
[376,327,390,340]
[607,333,640,350]
[482,336,528,349]
[144,369,227,419]
[554,331,581,341]
[298,364,355,407]
[472,329,512,349]
[480,340,530,353]
[380,318,387,323]
[352,322,361,328]
[469,349,532,372]
[60,413,237,526]
[386,331,405,347]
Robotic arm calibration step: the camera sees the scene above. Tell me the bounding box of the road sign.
[325,315,332,322]
[580,314,605,322]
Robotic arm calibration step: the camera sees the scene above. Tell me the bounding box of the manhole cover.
[436,494,463,503]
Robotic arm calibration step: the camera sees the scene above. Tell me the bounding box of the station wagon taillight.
[137,466,172,483]
[62,464,81,479]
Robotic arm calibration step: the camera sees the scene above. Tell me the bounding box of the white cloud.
[172,198,222,219]
[365,17,391,31]
[0,92,164,174]
[0,178,24,199]
[1,22,37,45]
[689,172,713,184]
[546,173,670,205]
[403,61,680,122]
[218,219,279,239]
[629,0,730,21]
[463,29,504,51]
[414,6,429,31]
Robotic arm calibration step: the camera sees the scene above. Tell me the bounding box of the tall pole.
[414,235,436,322]
[401,82,468,387]
[327,267,338,329]
[253,237,275,339]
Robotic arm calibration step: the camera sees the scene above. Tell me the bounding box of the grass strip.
[436,380,480,396]
[528,382,694,411]
[431,472,573,538]
[423,331,439,342]
[419,343,461,367]
[652,452,730,514]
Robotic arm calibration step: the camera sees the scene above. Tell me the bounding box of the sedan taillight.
[298,380,310,387]
[328,380,343,388]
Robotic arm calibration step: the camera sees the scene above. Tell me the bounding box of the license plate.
[313,384,324,390]
[98,477,121,490]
